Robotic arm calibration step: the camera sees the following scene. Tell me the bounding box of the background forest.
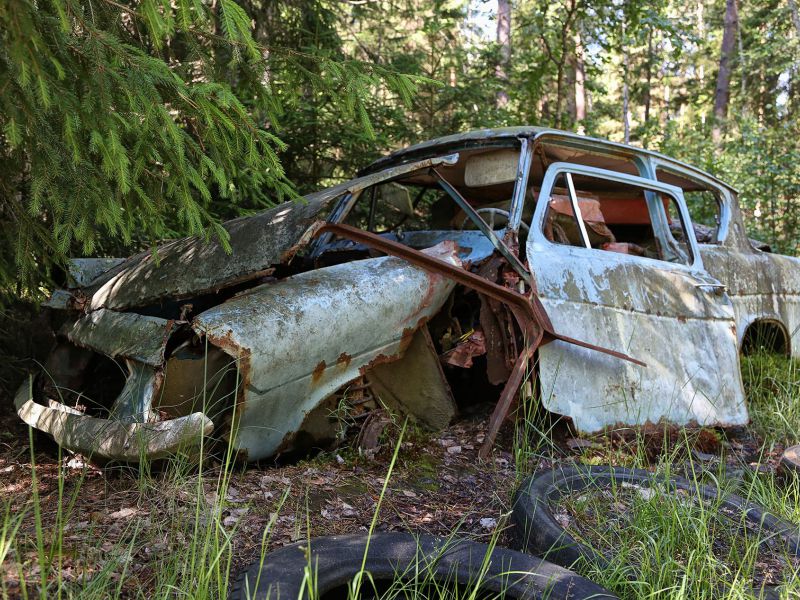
[2,0,800,296]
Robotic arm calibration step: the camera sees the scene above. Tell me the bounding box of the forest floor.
[0,401,523,598]
[1,351,799,599]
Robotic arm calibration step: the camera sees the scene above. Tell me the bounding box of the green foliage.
[2,0,800,295]
[0,0,423,296]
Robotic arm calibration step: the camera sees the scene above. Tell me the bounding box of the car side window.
[541,171,693,265]
[655,167,722,244]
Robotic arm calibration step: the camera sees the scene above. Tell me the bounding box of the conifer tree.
[0,0,418,295]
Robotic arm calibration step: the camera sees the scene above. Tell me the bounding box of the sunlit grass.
[742,351,800,447]
[508,350,800,600]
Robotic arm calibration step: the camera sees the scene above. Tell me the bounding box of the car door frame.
[523,161,749,432]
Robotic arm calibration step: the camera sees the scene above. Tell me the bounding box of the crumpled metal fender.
[84,156,458,312]
[192,242,463,461]
[15,377,213,462]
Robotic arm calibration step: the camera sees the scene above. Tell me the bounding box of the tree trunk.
[622,48,630,144]
[566,51,577,122]
[574,30,587,126]
[789,0,800,39]
[643,29,652,125]
[712,0,739,143]
[496,0,511,109]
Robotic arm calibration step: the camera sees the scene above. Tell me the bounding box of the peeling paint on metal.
[15,377,213,462]
[67,257,126,288]
[86,155,459,311]
[64,309,181,367]
[192,241,462,460]
[312,361,327,384]
[528,237,747,432]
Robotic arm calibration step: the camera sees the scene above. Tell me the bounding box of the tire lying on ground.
[511,465,800,599]
[229,532,617,600]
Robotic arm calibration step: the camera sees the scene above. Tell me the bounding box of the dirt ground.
[3,387,790,599]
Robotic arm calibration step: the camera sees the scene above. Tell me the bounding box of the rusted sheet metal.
[517,160,748,433]
[192,241,463,461]
[86,156,458,311]
[381,231,497,264]
[314,224,644,366]
[42,289,75,310]
[312,223,644,456]
[109,360,161,422]
[155,345,237,421]
[440,331,486,368]
[701,246,800,355]
[363,127,736,193]
[67,258,126,288]
[65,308,179,367]
[369,327,457,429]
[15,377,212,462]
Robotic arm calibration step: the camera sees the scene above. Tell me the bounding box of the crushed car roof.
[361,127,737,193]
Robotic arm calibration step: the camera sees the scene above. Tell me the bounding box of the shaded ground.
[0,304,796,598]
[3,390,792,599]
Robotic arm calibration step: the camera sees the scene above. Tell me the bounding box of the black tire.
[511,465,800,599]
[229,532,617,600]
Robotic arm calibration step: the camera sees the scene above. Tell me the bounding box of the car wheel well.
[741,319,790,356]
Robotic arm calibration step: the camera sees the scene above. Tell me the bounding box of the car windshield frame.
[326,146,534,283]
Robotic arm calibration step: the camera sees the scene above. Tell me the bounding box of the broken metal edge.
[63,309,182,367]
[15,377,214,462]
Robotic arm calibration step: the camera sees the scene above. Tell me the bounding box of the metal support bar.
[430,167,532,284]
[565,172,592,249]
[508,136,534,232]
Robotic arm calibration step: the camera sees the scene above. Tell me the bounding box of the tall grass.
[509,350,800,600]
[741,351,800,447]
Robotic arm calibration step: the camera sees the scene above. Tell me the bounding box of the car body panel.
[87,155,458,312]
[15,377,213,462]
[528,164,748,431]
[700,245,800,354]
[192,244,462,460]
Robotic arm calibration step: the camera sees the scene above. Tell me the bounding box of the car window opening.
[656,166,723,244]
[539,171,693,265]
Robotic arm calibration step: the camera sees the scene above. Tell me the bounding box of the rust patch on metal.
[336,352,352,368]
[358,351,404,377]
[313,224,642,365]
[279,220,327,264]
[201,328,253,438]
[312,360,327,383]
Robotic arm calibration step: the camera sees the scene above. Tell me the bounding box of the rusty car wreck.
[16,127,798,462]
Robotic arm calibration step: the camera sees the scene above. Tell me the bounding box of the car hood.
[84,189,335,311]
[78,154,459,312]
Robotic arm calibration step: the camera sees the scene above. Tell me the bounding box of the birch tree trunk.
[713,0,739,143]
